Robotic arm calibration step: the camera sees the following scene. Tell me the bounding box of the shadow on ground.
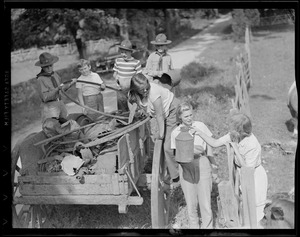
[252,23,295,38]
[179,84,235,102]
[250,94,276,100]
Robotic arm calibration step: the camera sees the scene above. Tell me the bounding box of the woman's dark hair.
[130,73,150,91]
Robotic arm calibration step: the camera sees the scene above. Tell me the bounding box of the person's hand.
[100,83,106,91]
[58,83,70,91]
[189,127,197,136]
[135,109,147,118]
[70,78,77,85]
[82,108,87,115]
[157,71,163,77]
[194,145,205,155]
[154,133,164,141]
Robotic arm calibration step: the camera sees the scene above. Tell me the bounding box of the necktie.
[156,52,165,71]
[50,76,58,88]
[50,76,61,100]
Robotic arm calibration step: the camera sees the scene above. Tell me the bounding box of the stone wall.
[11,78,39,106]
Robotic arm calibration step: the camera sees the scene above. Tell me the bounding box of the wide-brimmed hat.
[35,52,59,67]
[151,33,172,45]
[119,40,133,51]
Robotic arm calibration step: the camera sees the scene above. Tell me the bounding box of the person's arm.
[192,127,225,148]
[96,74,106,91]
[206,144,218,167]
[144,54,161,77]
[77,88,86,114]
[100,83,106,91]
[152,97,165,139]
[135,60,142,74]
[37,77,60,102]
[169,55,174,71]
[113,71,118,80]
[161,55,173,74]
[113,60,119,80]
[230,142,246,167]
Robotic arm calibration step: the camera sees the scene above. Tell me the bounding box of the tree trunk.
[146,23,156,51]
[75,38,84,59]
[119,9,129,41]
[164,9,172,41]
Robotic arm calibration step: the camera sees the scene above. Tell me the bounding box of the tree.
[231,9,260,42]
[11,8,117,58]
[11,8,203,56]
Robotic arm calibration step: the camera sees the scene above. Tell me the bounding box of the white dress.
[218,133,268,222]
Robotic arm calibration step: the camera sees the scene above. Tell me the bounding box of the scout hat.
[119,39,133,51]
[151,33,172,45]
[35,52,59,67]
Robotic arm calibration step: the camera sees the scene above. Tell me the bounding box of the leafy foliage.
[11,8,218,52]
[180,61,219,84]
[231,9,260,42]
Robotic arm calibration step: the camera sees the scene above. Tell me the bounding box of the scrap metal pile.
[34,106,150,180]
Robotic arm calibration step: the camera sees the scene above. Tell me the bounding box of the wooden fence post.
[218,180,241,228]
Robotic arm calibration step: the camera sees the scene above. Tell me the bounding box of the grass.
[167,22,295,229]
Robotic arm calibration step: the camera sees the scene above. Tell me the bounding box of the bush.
[180,62,219,84]
[231,9,260,42]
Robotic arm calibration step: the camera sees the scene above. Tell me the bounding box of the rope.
[60,89,128,121]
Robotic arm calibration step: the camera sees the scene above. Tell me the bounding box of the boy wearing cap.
[113,39,142,112]
[143,33,174,84]
[35,52,73,122]
[75,59,106,121]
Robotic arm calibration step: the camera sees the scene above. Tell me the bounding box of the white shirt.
[218,133,262,167]
[143,51,173,77]
[171,121,212,151]
[76,72,104,96]
[140,82,174,118]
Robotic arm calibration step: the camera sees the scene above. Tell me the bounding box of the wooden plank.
[127,128,139,152]
[94,152,117,174]
[240,167,257,228]
[218,180,241,228]
[111,174,120,195]
[14,195,143,206]
[118,174,126,194]
[19,183,115,196]
[18,174,112,184]
[240,79,251,118]
[226,144,235,188]
[37,171,67,176]
[138,123,146,139]
[117,134,130,170]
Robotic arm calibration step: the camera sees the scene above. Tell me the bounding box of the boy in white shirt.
[75,59,106,121]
